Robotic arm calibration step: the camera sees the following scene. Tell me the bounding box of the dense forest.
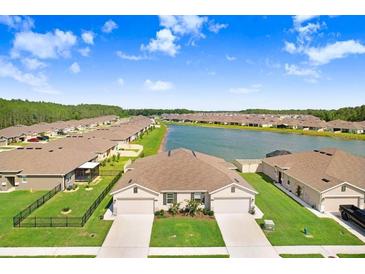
[240,105,365,122]
[0,99,128,129]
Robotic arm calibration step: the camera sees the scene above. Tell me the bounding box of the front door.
[278,172,282,184]
[6,177,15,186]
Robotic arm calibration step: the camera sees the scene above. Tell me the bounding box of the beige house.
[261,148,365,212]
[110,148,257,215]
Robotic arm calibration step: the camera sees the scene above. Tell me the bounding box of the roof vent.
[17,147,24,150]
[322,178,330,182]
[58,147,63,149]
[168,150,171,157]
[314,149,319,152]
[26,147,33,150]
[192,150,197,158]
[35,147,42,150]
[319,151,325,154]
[49,150,54,152]
[128,179,133,184]
[325,153,333,156]
[234,178,239,183]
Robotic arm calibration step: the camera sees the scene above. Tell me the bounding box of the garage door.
[213,198,250,214]
[115,199,154,215]
[322,197,359,212]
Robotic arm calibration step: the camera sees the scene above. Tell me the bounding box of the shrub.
[62,207,70,212]
[112,155,116,162]
[185,199,202,217]
[202,208,214,216]
[116,153,120,160]
[154,209,165,217]
[168,202,181,216]
[66,185,73,191]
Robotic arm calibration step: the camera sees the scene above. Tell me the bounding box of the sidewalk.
[275,245,365,257]
[149,247,229,257]
[0,247,100,257]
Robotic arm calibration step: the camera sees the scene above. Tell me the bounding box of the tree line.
[239,105,365,122]
[0,99,128,129]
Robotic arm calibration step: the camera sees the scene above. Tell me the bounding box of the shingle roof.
[262,148,365,192]
[112,148,256,193]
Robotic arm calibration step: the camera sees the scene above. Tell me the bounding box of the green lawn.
[280,254,325,258]
[27,158,128,217]
[150,217,225,247]
[133,123,167,156]
[241,173,363,246]
[148,255,229,258]
[337,254,365,258]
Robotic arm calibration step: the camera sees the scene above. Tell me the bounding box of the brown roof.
[263,148,365,192]
[112,148,256,193]
[0,146,97,175]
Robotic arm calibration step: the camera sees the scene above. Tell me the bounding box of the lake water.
[165,125,365,161]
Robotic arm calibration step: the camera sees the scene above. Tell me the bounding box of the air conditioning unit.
[15,182,20,186]
[1,182,6,186]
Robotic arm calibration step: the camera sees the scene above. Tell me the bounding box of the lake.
[164,125,365,161]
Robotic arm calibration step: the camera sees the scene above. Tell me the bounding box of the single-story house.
[0,146,98,192]
[110,148,257,215]
[261,148,365,212]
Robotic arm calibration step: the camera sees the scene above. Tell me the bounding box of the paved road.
[215,213,279,258]
[97,214,154,258]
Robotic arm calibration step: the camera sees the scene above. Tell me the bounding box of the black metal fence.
[13,184,62,227]
[13,171,123,228]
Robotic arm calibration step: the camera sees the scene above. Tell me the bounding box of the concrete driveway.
[215,214,279,258]
[97,214,154,258]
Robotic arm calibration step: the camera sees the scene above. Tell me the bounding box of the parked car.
[339,204,365,229]
[27,138,39,142]
[37,136,49,141]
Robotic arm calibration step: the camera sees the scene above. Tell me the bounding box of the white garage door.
[213,198,250,214]
[322,197,359,212]
[116,199,154,215]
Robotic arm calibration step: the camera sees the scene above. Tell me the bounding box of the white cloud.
[12,29,77,59]
[81,31,94,45]
[144,79,174,91]
[284,41,297,54]
[284,63,320,81]
[69,62,80,74]
[208,22,228,33]
[0,15,34,31]
[159,15,207,37]
[102,20,118,33]
[305,40,365,65]
[78,47,91,57]
[229,84,262,95]
[21,58,47,70]
[116,51,146,61]
[225,55,236,61]
[293,15,319,27]
[117,78,124,87]
[141,28,180,57]
[0,57,57,94]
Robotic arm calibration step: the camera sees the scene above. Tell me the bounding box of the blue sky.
[0,15,365,110]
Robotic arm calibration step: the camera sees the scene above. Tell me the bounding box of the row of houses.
[235,148,365,213]
[162,113,365,134]
[0,115,119,146]
[0,116,155,192]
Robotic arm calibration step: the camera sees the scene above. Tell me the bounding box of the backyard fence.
[13,171,123,228]
[13,183,62,227]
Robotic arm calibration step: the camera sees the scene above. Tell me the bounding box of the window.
[166,193,174,204]
[133,187,138,194]
[231,186,235,193]
[341,185,346,192]
[192,192,205,203]
[287,181,290,185]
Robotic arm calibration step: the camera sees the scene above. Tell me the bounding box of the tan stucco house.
[110,148,257,215]
[261,148,365,212]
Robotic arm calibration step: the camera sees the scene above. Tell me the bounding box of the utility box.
[264,219,275,231]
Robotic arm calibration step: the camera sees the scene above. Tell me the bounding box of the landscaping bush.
[203,208,214,216]
[168,202,181,216]
[154,209,165,217]
[62,207,70,212]
[185,200,202,217]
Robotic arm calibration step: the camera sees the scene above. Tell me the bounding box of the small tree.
[112,155,116,162]
[185,199,201,217]
[116,153,120,161]
[168,202,181,216]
